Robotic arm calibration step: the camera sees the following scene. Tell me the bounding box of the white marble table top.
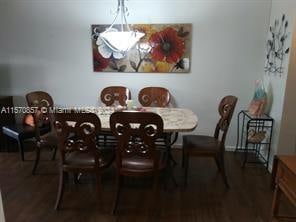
[94,107,198,133]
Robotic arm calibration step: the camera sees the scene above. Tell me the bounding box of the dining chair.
[110,111,166,214]
[99,86,132,147]
[182,95,237,188]
[138,87,178,165]
[138,87,170,107]
[100,86,131,107]
[26,91,57,174]
[53,112,115,210]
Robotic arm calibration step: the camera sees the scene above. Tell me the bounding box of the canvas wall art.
[91,24,192,73]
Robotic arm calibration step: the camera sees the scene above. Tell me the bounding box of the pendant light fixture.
[99,0,145,56]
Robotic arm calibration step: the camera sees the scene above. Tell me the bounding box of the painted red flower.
[149,27,185,63]
[93,50,109,71]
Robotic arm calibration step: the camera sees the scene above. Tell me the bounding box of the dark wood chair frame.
[138,87,178,165]
[26,91,57,174]
[100,86,131,107]
[110,111,166,214]
[99,86,132,147]
[182,95,238,188]
[54,112,114,210]
[138,87,170,107]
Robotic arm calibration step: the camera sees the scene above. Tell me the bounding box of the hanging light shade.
[99,0,145,56]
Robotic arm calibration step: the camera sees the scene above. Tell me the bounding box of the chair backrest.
[138,87,171,107]
[54,112,101,165]
[110,111,163,171]
[100,86,131,106]
[26,91,54,139]
[26,91,54,110]
[214,95,238,147]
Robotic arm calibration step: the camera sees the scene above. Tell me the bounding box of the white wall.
[0,0,271,147]
[277,16,296,155]
[263,0,296,158]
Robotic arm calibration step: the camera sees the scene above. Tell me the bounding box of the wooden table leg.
[271,184,282,221]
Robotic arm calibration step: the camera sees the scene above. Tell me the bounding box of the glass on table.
[126,100,133,110]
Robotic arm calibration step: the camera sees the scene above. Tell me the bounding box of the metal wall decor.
[265,14,290,75]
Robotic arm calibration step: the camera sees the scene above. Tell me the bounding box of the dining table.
[94,106,198,168]
[94,106,198,133]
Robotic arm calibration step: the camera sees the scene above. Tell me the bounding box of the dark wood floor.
[0,147,287,222]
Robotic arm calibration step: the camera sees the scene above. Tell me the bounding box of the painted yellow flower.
[140,62,155,72]
[155,61,172,72]
[133,24,156,42]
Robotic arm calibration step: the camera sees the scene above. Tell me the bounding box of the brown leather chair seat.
[37,132,58,147]
[121,150,166,174]
[64,149,114,169]
[183,135,221,153]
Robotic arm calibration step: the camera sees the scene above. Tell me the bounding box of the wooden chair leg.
[184,153,189,187]
[215,156,221,171]
[32,146,41,175]
[73,173,79,184]
[219,154,230,189]
[55,170,66,210]
[182,146,185,168]
[271,184,282,219]
[112,174,122,215]
[4,136,9,152]
[17,139,25,161]
[51,146,57,161]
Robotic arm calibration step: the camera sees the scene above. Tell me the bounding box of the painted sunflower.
[149,27,185,64]
[139,61,173,73]
[155,61,172,72]
[133,24,156,42]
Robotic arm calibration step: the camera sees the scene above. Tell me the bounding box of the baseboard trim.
[172,144,236,152]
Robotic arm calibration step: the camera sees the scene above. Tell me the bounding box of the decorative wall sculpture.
[265,14,290,76]
[91,24,192,73]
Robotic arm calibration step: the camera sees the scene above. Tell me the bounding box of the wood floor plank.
[0,149,292,222]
